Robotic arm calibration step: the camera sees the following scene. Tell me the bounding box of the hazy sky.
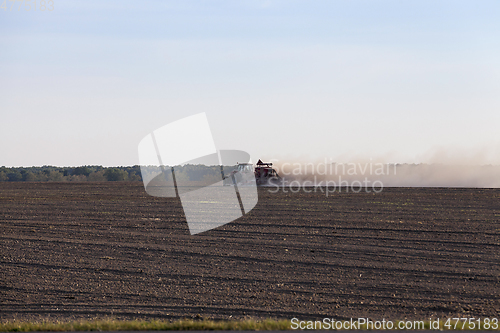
[1,0,500,167]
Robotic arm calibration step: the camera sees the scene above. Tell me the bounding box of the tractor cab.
[224,160,280,186]
[237,163,254,173]
[254,159,280,185]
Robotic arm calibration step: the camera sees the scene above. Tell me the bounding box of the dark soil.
[1,182,499,321]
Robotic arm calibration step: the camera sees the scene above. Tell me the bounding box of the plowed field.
[1,182,499,321]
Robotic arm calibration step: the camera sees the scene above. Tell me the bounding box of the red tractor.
[224,159,281,186]
[254,159,280,186]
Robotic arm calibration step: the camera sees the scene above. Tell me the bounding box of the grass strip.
[2,318,500,331]
[0,319,290,332]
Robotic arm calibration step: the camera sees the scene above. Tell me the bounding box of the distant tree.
[47,170,64,182]
[34,171,48,181]
[67,174,87,182]
[172,169,189,183]
[23,171,36,182]
[73,166,91,177]
[202,173,221,184]
[88,170,106,181]
[124,166,142,181]
[0,171,7,181]
[128,172,142,181]
[7,171,22,182]
[104,168,128,181]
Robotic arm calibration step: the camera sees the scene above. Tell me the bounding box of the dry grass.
[0,318,290,332]
[2,318,500,331]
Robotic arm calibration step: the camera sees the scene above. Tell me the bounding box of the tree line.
[0,164,228,182]
[0,166,142,182]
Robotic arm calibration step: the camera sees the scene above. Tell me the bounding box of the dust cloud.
[262,146,500,188]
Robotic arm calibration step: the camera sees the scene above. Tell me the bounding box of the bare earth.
[1,182,499,322]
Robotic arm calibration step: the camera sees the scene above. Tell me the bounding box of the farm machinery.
[224,159,281,186]
[253,159,281,185]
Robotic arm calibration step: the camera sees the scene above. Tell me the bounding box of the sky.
[1,0,500,167]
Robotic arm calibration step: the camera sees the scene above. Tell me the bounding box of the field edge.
[2,318,500,331]
[0,319,290,332]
